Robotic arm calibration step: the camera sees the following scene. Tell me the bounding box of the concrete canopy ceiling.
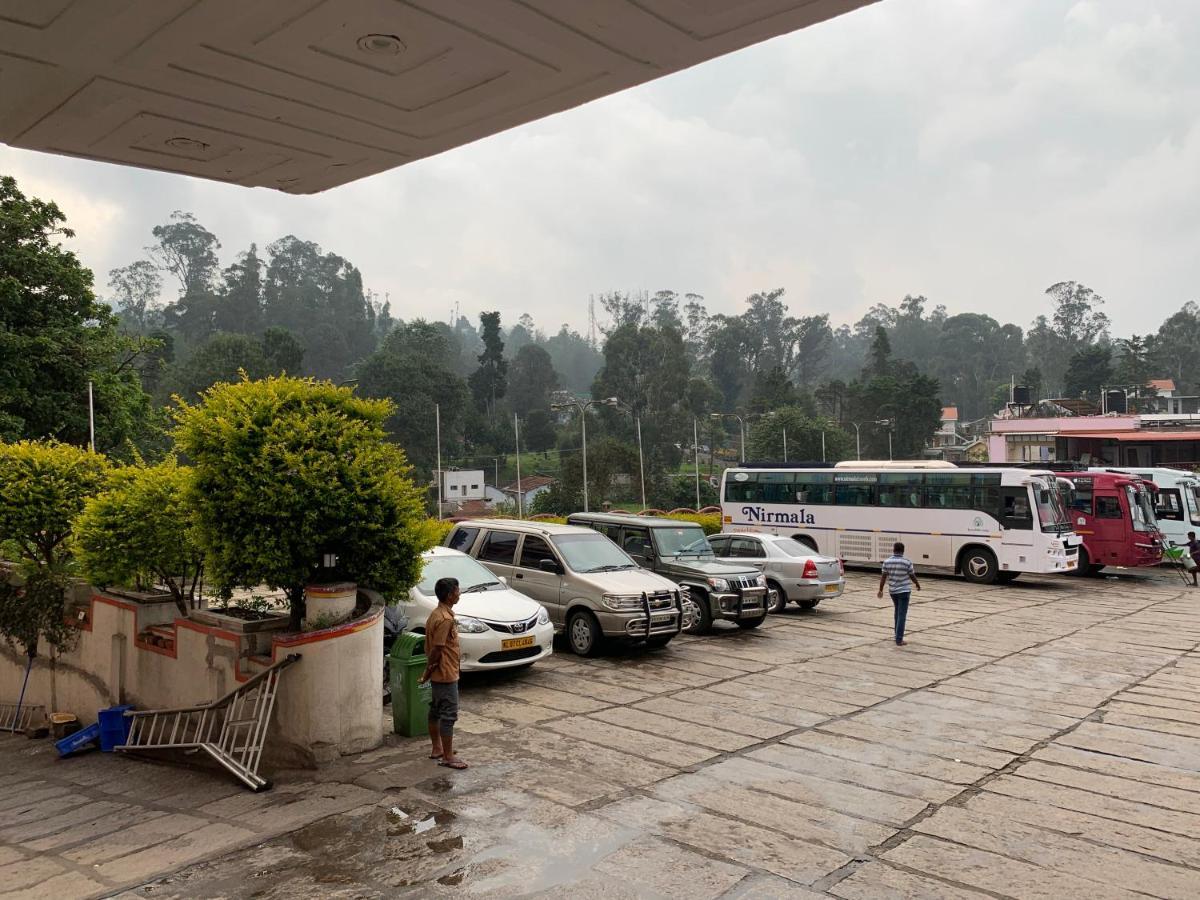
[0,0,875,194]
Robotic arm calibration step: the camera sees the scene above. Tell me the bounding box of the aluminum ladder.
[116,653,300,791]
[0,702,44,734]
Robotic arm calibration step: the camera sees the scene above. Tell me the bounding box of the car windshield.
[552,533,637,572]
[417,554,502,595]
[772,538,813,558]
[1033,479,1071,533]
[1126,486,1157,533]
[653,526,714,557]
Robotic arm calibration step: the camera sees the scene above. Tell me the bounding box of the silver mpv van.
[445,520,687,656]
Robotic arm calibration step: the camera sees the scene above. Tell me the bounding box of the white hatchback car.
[403,547,554,671]
[709,532,844,613]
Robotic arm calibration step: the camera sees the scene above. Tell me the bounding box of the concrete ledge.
[0,587,384,767]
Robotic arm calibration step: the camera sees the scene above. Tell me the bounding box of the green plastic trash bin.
[389,632,432,737]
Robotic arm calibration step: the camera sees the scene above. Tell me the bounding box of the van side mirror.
[539,558,562,574]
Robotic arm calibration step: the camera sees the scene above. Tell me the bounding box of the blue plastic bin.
[98,704,134,751]
[55,722,101,757]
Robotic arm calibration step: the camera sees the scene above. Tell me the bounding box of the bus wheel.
[1068,547,1091,576]
[996,571,1020,584]
[961,548,998,584]
[1090,563,1106,575]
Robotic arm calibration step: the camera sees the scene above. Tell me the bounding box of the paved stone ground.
[2,568,1199,898]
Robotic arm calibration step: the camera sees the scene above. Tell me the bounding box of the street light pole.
[693,418,701,510]
[551,395,620,513]
[635,415,646,512]
[782,427,788,461]
[852,423,861,460]
[709,412,747,463]
[435,403,442,520]
[581,410,589,512]
[514,413,523,518]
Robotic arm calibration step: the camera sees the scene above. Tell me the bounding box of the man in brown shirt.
[420,577,466,769]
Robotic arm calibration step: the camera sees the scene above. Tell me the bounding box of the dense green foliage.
[0,441,109,570]
[172,377,431,627]
[0,176,157,452]
[74,458,203,616]
[0,440,109,655]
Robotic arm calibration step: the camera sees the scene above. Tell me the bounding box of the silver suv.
[445,520,687,656]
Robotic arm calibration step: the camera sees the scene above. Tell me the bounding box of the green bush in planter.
[173,376,432,629]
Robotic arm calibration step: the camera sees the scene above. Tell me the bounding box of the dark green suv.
[566,512,767,633]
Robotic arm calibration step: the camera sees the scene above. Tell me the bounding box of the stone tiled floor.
[2,568,1199,898]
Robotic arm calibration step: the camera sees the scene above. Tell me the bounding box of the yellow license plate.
[502,635,535,650]
[824,584,839,593]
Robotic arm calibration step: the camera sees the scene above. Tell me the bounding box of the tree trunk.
[287,585,306,631]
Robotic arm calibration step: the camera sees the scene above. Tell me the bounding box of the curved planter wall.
[0,587,384,769]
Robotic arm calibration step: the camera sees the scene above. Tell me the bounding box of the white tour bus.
[1089,466,1200,549]
[720,461,1082,584]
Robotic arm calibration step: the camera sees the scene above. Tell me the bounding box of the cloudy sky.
[3,0,1198,338]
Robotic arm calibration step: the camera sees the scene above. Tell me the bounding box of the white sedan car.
[709,532,844,613]
[403,547,554,671]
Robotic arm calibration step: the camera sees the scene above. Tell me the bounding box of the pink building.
[988,414,1200,468]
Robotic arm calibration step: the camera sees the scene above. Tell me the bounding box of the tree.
[748,366,803,415]
[356,321,470,476]
[215,244,264,335]
[166,333,270,400]
[108,260,163,332]
[261,326,305,374]
[522,409,558,453]
[468,311,508,417]
[592,322,691,476]
[1046,281,1110,347]
[262,236,375,380]
[1064,345,1114,400]
[1114,335,1155,406]
[864,326,893,379]
[0,441,110,657]
[149,211,221,297]
[173,376,432,629]
[1150,302,1200,392]
[792,314,833,387]
[542,325,603,393]
[746,409,851,462]
[74,458,204,617]
[508,344,558,418]
[0,175,157,452]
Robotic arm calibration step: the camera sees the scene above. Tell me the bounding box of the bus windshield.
[1034,479,1071,532]
[1126,486,1157,533]
[1184,482,1200,525]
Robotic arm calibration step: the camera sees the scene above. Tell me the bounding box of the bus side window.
[1156,489,1184,521]
[1095,495,1122,519]
[998,488,1032,530]
[834,483,874,506]
[797,477,833,504]
[973,480,1002,520]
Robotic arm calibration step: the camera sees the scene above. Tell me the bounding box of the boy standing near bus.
[878,542,921,645]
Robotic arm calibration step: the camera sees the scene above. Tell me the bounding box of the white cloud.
[2,0,1199,336]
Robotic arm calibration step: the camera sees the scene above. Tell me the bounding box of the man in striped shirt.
[878,541,921,646]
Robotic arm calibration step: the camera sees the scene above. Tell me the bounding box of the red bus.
[1058,472,1162,574]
